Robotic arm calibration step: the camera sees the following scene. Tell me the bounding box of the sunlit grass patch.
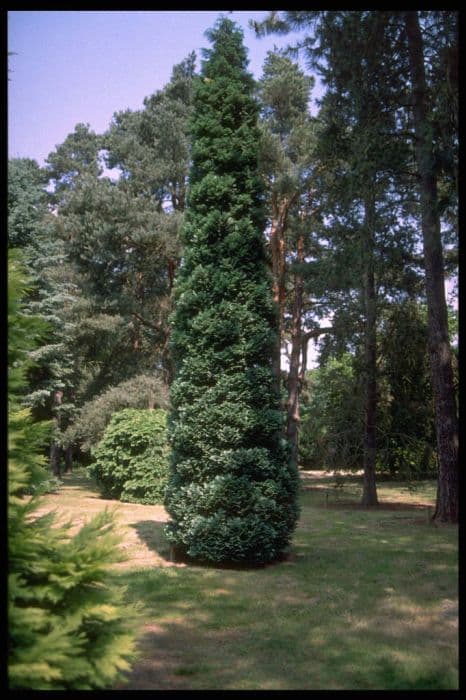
[39,468,457,690]
[115,499,457,689]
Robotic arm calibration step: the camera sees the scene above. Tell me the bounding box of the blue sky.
[8,10,316,166]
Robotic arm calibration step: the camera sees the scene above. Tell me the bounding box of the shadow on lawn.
[114,619,205,690]
[115,542,458,691]
[131,520,173,564]
[303,490,432,512]
[116,496,457,690]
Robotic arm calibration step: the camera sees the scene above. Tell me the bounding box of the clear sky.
[8,10,315,166]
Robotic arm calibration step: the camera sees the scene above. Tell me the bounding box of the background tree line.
[8,10,458,522]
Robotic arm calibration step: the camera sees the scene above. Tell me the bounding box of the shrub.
[24,475,63,496]
[89,408,169,505]
[299,355,364,472]
[9,458,139,689]
[64,373,169,453]
[8,252,139,689]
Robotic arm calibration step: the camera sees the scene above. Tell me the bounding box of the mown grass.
[40,469,458,690]
[114,474,457,690]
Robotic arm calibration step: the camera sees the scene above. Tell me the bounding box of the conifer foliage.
[8,254,138,689]
[164,18,300,565]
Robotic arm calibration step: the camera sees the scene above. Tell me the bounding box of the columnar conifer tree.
[164,17,300,565]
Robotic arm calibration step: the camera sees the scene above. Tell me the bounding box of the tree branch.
[131,311,163,333]
[304,326,334,341]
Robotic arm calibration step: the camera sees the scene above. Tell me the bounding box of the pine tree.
[257,52,322,468]
[403,11,458,522]
[252,9,458,519]
[8,158,82,475]
[164,17,299,565]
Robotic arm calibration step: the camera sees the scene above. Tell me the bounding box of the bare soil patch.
[35,472,184,570]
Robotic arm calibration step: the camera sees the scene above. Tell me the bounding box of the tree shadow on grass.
[302,486,435,516]
[115,559,458,691]
[116,508,457,691]
[375,657,457,690]
[131,520,173,564]
[321,499,431,512]
[114,620,204,690]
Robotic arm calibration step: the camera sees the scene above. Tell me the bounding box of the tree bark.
[50,443,61,477]
[168,258,177,293]
[64,445,73,473]
[50,389,63,477]
[269,192,295,397]
[286,231,305,469]
[361,191,378,506]
[404,11,458,523]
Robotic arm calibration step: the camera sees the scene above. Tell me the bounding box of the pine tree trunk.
[404,11,458,523]
[50,390,63,477]
[64,446,73,473]
[286,232,305,469]
[270,193,294,398]
[361,191,378,506]
[50,442,61,477]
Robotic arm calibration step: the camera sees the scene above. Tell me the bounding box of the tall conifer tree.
[164,17,299,565]
[403,11,458,522]
[253,9,458,521]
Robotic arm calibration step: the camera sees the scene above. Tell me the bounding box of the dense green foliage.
[299,354,364,471]
[65,373,169,453]
[8,255,138,690]
[8,158,81,472]
[8,250,52,486]
[253,11,457,514]
[8,158,50,251]
[164,18,299,565]
[7,57,195,476]
[378,302,436,478]
[8,12,457,519]
[299,324,436,479]
[89,408,169,504]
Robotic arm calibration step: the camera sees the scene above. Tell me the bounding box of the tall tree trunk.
[269,192,294,397]
[64,445,73,473]
[168,258,177,293]
[404,11,458,523]
[361,191,378,506]
[50,443,61,478]
[286,231,305,469]
[50,389,63,477]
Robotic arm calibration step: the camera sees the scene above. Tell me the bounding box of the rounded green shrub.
[88,408,169,504]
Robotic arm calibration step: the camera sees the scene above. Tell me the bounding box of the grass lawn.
[39,469,458,690]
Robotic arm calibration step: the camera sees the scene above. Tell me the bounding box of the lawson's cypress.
[164,17,300,564]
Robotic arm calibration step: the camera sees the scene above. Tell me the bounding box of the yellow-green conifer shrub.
[8,252,139,689]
